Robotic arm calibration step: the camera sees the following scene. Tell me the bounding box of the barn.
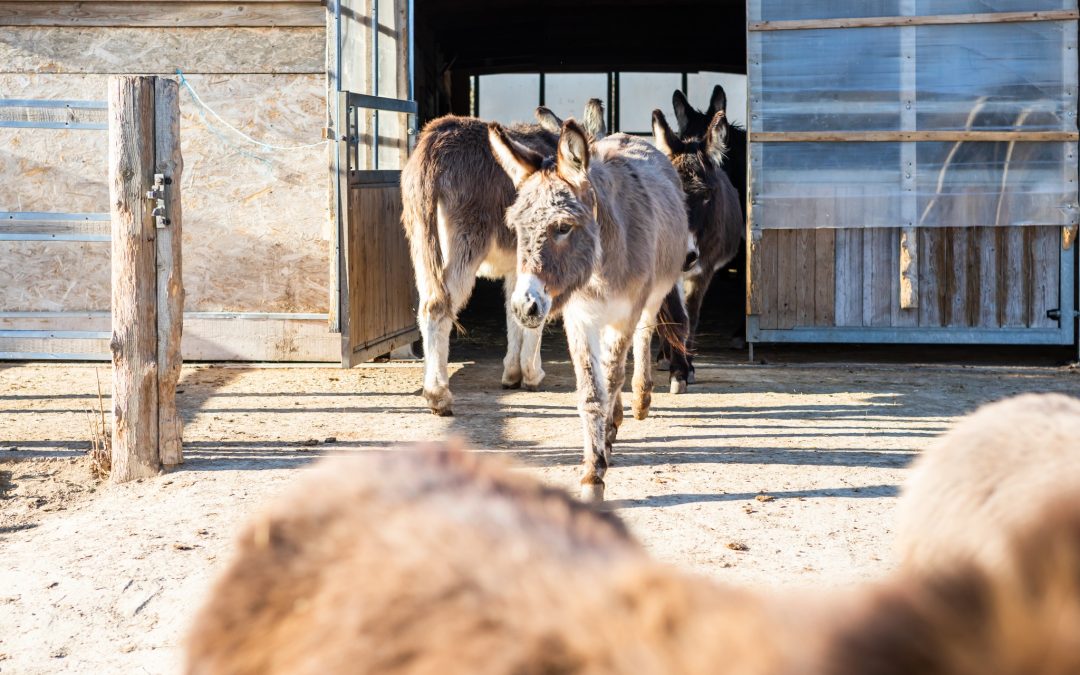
[1,0,1076,363]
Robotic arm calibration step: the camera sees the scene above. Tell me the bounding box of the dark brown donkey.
[401,101,605,416]
[489,120,690,502]
[653,107,743,383]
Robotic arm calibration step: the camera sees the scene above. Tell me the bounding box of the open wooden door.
[333,0,420,366]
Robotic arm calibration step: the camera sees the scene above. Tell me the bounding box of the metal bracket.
[146,173,171,228]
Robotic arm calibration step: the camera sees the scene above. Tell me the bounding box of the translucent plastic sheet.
[751,141,1079,228]
[752,22,1075,132]
[757,0,1075,22]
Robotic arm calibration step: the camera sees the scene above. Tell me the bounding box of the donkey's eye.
[555,222,573,236]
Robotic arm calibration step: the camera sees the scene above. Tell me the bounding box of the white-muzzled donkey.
[488,119,691,502]
[401,102,605,417]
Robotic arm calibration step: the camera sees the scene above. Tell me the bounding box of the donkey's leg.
[601,326,631,465]
[631,320,655,420]
[420,232,480,416]
[419,297,455,416]
[520,326,545,391]
[682,271,713,386]
[501,274,525,389]
[564,317,608,502]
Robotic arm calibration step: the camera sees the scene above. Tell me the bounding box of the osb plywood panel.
[0,26,324,74]
[0,2,325,28]
[0,73,330,314]
[0,241,110,311]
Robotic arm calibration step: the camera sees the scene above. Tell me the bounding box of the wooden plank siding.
[753,225,1062,332]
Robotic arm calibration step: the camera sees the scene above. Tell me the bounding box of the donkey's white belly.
[563,295,635,330]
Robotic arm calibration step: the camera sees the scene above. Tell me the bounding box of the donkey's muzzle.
[511,273,550,330]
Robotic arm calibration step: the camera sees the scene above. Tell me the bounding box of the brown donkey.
[652,108,743,384]
[488,120,690,502]
[401,101,605,416]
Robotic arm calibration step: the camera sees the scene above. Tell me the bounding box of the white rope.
[176,68,330,152]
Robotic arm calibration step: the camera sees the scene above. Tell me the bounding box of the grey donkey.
[489,119,690,502]
[653,108,743,383]
[401,100,606,416]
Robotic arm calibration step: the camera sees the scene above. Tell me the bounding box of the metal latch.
[146,173,171,228]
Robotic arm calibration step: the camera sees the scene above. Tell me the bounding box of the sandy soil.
[1,353,1078,674]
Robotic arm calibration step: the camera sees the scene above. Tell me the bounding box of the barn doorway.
[408,0,751,360]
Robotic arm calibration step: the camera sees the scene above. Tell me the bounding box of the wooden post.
[155,79,184,468]
[108,75,184,483]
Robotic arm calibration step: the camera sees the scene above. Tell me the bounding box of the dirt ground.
[1,346,1078,673]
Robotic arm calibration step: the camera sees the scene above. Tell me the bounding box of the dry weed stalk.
[86,368,111,479]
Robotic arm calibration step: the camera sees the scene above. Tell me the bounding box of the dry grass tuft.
[86,368,111,480]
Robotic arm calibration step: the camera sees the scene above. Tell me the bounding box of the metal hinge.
[145,173,171,228]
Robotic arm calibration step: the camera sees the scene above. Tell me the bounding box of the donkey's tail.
[401,158,450,317]
[656,285,689,356]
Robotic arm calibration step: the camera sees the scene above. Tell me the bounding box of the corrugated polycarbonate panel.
[754,22,1074,133]
[758,0,1074,21]
[752,141,1078,228]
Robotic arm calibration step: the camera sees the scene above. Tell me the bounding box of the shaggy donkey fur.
[188,419,1080,675]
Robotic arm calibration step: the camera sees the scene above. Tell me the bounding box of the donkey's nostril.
[525,300,540,318]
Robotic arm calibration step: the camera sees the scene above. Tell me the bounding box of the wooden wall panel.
[834,228,862,326]
[776,229,798,329]
[0,73,330,314]
[918,227,947,327]
[1030,226,1060,328]
[0,241,110,311]
[748,231,778,329]
[999,227,1026,326]
[346,183,416,359]
[0,2,324,27]
[795,228,814,326]
[813,228,835,325]
[0,26,324,74]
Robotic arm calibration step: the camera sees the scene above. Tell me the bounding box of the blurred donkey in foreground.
[187,393,1080,675]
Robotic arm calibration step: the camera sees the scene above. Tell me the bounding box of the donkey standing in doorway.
[401,100,606,416]
[489,119,690,502]
[653,107,743,383]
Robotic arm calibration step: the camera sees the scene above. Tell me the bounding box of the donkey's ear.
[534,106,563,134]
[705,85,728,118]
[583,98,607,140]
[704,110,730,167]
[652,109,684,158]
[556,119,590,191]
[672,90,694,136]
[488,122,544,188]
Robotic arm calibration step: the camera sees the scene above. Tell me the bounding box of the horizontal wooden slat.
[0,2,325,27]
[749,10,1079,31]
[750,130,1080,143]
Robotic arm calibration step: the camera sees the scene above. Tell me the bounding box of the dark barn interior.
[411,0,750,356]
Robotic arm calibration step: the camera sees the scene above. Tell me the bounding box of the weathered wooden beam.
[749,9,1079,31]
[0,2,325,27]
[154,78,184,468]
[750,131,1080,143]
[108,75,159,483]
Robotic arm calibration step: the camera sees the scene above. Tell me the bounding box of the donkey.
[488,119,690,502]
[401,100,606,416]
[652,109,743,384]
[894,393,1080,574]
[673,85,747,209]
[188,439,1080,675]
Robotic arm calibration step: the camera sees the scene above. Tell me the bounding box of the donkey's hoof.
[670,378,688,395]
[501,379,522,390]
[522,368,545,392]
[423,387,454,416]
[632,395,651,420]
[580,479,605,503]
[656,357,671,371]
[501,367,523,389]
[686,369,696,385]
